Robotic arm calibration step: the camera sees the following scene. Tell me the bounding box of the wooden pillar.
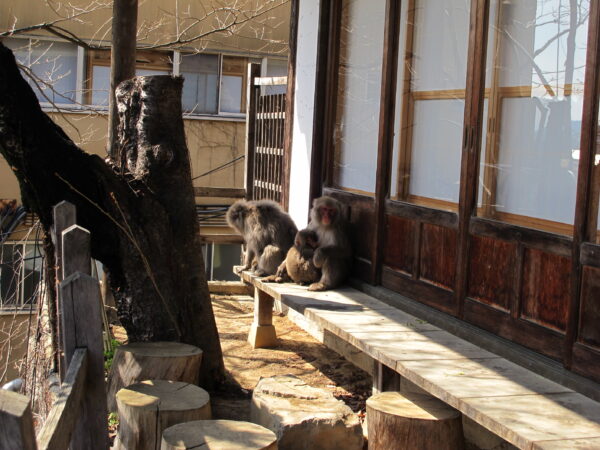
[248,287,277,348]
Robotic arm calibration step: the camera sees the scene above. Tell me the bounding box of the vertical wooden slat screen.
[246,70,288,204]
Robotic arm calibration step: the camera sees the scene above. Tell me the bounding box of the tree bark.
[0,43,224,387]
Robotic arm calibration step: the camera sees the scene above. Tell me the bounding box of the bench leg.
[248,288,277,348]
[373,361,400,395]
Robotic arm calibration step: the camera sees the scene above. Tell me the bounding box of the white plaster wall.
[288,0,320,229]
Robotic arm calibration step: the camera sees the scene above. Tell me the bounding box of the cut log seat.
[107,341,203,412]
[113,380,211,450]
[366,391,463,449]
[161,420,277,450]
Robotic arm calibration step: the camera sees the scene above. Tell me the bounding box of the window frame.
[0,241,44,310]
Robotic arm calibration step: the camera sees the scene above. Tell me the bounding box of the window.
[477,0,591,236]
[180,54,248,115]
[391,0,471,211]
[4,37,78,105]
[331,0,386,195]
[0,242,43,308]
[88,50,172,107]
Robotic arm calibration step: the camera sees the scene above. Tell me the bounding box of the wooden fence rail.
[0,201,108,450]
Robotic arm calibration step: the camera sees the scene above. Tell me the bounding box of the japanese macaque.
[264,229,321,285]
[306,196,352,291]
[226,199,297,276]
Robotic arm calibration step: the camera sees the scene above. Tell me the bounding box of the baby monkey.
[264,229,321,285]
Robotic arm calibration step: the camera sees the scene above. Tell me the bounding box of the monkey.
[305,196,352,291]
[226,199,297,276]
[264,229,321,285]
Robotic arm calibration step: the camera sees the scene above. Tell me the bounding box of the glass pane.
[332,0,386,195]
[265,58,287,95]
[91,65,110,106]
[0,244,19,306]
[478,0,590,235]
[220,75,243,113]
[4,38,78,105]
[181,53,219,114]
[391,0,471,211]
[22,243,43,306]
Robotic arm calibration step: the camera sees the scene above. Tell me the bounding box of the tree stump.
[114,380,211,450]
[107,341,203,412]
[366,391,463,450]
[161,420,277,450]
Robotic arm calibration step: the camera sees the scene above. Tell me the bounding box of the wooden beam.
[372,0,402,284]
[566,0,600,368]
[454,0,491,319]
[193,187,246,198]
[37,349,88,450]
[0,390,37,450]
[281,0,299,211]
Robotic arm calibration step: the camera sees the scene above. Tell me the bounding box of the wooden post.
[62,225,91,278]
[372,361,400,395]
[247,287,276,348]
[59,273,109,450]
[52,201,77,282]
[0,390,37,450]
[52,201,77,379]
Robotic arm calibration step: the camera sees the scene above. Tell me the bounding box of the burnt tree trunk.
[0,43,224,387]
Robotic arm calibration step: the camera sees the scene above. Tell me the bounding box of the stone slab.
[251,375,364,450]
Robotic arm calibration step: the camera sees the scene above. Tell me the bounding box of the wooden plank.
[59,273,108,450]
[37,349,88,450]
[566,0,600,367]
[372,0,402,285]
[61,225,91,278]
[193,187,246,198]
[469,216,572,258]
[0,390,37,450]
[385,198,458,229]
[454,0,491,319]
[245,63,260,200]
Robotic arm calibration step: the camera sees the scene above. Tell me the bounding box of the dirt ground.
[208,293,373,423]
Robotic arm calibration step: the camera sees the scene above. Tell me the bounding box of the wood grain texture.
[467,235,517,311]
[114,380,211,450]
[577,266,600,348]
[521,249,571,332]
[382,215,414,275]
[367,391,463,450]
[61,225,91,278]
[0,390,37,450]
[37,349,87,450]
[419,224,457,290]
[106,341,203,413]
[161,420,277,450]
[59,273,108,450]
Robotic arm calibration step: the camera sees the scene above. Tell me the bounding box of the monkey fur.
[306,196,352,291]
[226,199,297,276]
[265,229,321,285]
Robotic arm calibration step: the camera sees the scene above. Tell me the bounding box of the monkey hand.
[308,281,327,291]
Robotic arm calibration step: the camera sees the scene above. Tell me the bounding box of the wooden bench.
[237,269,600,450]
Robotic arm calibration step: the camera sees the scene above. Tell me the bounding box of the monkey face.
[319,206,337,226]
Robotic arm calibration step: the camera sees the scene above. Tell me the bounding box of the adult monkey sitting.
[226,199,297,276]
[307,196,352,291]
